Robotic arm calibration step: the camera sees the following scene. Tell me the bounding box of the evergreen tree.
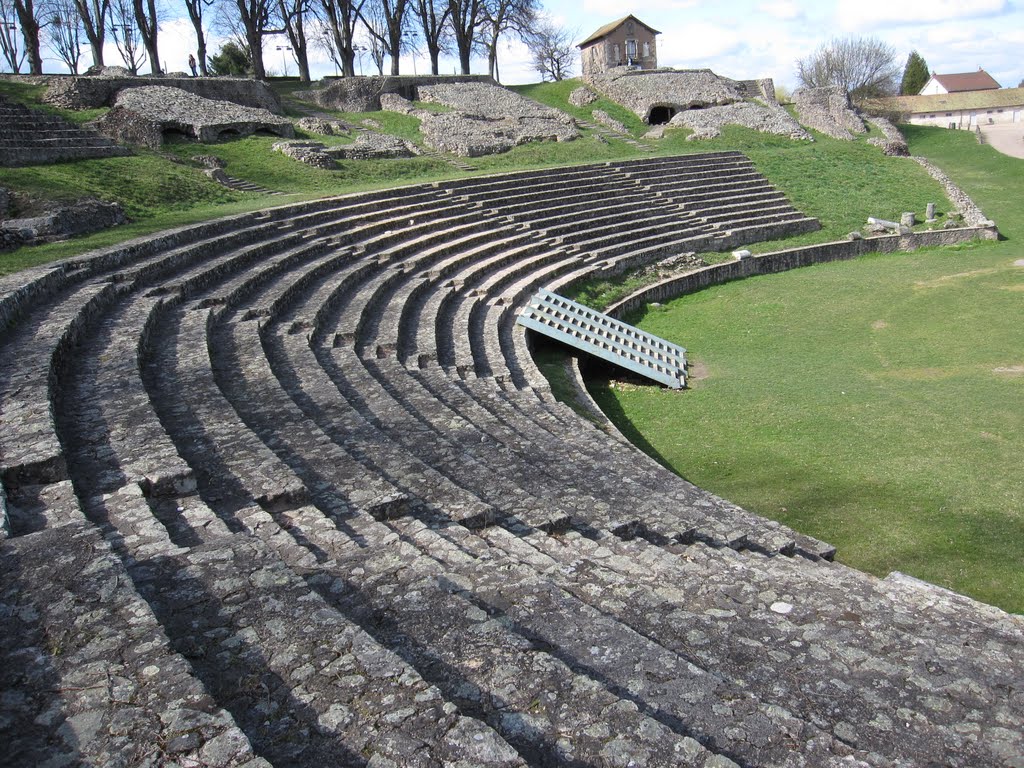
[208,40,252,75]
[901,50,929,95]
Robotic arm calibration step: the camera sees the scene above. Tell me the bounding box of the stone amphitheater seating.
[0,94,130,166]
[2,152,1022,768]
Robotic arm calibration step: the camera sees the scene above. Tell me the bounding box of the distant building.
[578,15,660,81]
[870,87,1024,129]
[919,69,1001,95]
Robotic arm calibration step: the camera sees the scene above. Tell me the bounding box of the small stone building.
[578,15,659,81]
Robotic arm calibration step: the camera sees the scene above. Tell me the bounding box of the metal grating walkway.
[517,289,687,389]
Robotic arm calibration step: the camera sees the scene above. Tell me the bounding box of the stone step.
[0,520,263,767]
[499,527,1022,765]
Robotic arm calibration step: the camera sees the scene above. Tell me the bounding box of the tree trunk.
[388,27,400,74]
[427,41,439,74]
[14,0,43,74]
[75,0,108,68]
[132,0,161,74]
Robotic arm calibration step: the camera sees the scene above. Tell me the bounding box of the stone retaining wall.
[42,75,284,114]
[606,225,999,319]
[301,75,493,112]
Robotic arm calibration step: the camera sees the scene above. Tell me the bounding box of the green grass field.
[585,126,1024,613]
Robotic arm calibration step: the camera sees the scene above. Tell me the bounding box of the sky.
[10,0,1024,92]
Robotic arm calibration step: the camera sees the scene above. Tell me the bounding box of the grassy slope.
[586,127,1024,612]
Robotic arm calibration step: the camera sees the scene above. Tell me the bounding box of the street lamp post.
[353,45,366,77]
[276,45,292,77]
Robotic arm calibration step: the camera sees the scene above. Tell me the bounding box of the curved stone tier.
[2,153,1022,768]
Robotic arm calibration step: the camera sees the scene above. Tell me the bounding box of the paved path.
[979,122,1024,159]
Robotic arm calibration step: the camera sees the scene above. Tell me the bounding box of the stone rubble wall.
[412,82,579,157]
[592,109,628,134]
[43,75,284,114]
[94,86,294,148]
[272,140,337,169]
[296,116,351,136]
[0,198,127,249]
[866,116,910,156]
[910,156,990,226]
[299,75,493,113]
[669,100,812,141]
[569,86,598,107]
[793,86,867,139]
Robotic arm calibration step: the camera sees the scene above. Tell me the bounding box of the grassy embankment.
[581,125,1023,613]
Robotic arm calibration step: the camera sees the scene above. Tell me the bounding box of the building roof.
[577,15,661,49]
[869,87,1024,115]
[928,69,1002,93]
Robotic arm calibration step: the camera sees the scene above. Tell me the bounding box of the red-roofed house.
[578,15,660,81]
[919,69,1001,95]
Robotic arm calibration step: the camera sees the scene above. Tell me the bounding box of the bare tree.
[360,0,409,75]
[109,0,145,72]
[315,0,363,76]
[131,0,160,72]
[796,35,900,100]
[446,0,479,74]
[527,15,573,82]
[227,0,285,79]
[412,0,447,75]
[0,0,27,72]
[479,0,533,82]
[73,0,112,67]
[183,0,212,74]
[48,0,84,72]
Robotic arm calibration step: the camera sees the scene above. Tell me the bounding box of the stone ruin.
[273,132,419,168]
[0,189,126,250]
[867,116,910,156]
[379,82,579,157]
[792,86,867,139]
[43,74,284,114]
[298,74,493,113]
[94,86,295,148]
[589,67,811,140]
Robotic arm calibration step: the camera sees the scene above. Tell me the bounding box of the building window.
[642,41,650,58]
[997,109,1004,113]
[945,112,952,116]
[625,39,637,60]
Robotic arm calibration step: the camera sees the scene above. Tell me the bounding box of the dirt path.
[979,123,1024,159]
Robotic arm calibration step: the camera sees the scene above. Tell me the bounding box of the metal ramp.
[517,289,687,389]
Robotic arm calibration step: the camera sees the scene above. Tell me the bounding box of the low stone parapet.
[606,225,1000,319]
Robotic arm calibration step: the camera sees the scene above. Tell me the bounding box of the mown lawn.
[585,126,1024,612]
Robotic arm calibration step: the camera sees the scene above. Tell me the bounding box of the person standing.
[188,54,198,77]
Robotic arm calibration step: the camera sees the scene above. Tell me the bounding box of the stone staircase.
[2,153,1021,768]
[0,93,131,166]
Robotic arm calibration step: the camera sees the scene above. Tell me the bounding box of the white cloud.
[836,0,1009,32]
[759,1,803,20]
